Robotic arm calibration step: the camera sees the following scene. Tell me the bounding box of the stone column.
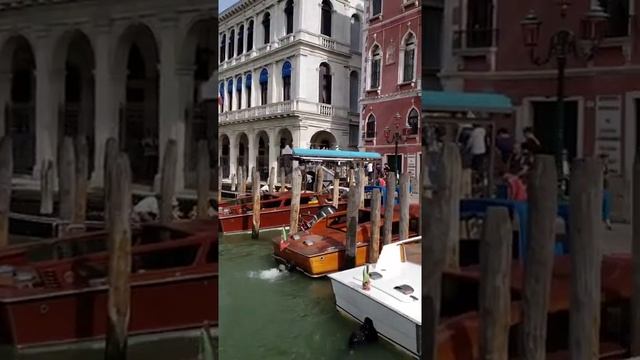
[92,22,117,186]
[248,130,257,174]
[158,15,184,190]
[268,128,279,175]
[228,132,237,180]
[0,72,11,136]
[270,62,278,103]
[34,29,57,180]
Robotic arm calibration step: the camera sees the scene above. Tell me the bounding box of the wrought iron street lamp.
[520,0,608,177]
[384,113,409,175]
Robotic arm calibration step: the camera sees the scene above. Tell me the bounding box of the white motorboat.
[328,236,421,358]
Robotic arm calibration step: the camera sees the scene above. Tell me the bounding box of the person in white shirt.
[466,124,487,172]
[131,196,180,223]
[366,162,374,183]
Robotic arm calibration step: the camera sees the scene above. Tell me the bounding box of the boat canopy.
[292,148,382,161]
[422,91,513,114]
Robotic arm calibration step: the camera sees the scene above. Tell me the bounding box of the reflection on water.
[219,230,411,360]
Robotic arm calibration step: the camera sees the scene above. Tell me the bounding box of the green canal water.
[219,230,412,360]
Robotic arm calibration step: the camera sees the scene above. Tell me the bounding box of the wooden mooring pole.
[479,207,512,359]
[633,154,640,355]
[0,137,11,248]
[399,173,410,240]
[58,136,76,223]
[344,182,358,270]
[332,177,340,208]
[422,142,461,360]
[196,140,211,219]
[358,166,365,209]
[252,167,261,240]
[368,188,382,263]
[105,152,132,360]
[289,168,302,235]
[383,171,396,245]
[159,140,177,226]
[74,136,89,225]
[239,167,246,195]
[40,159,54,215]
[522,155,557,359]
[569,158,603,360]
[315,166,324,194]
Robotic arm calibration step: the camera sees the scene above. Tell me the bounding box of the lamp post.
[384,113,409,175]
[520,1,608,179]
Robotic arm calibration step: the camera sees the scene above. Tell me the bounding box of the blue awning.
[245,73,252,87]
[422,91,513,114]
[219,82,224,96]
[259,68,269,84]
[236,77,242,90]
[282,61,292,77]
[227,79,233,91]
[292,148,382,161]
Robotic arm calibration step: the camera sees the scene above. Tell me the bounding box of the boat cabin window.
[369,271,383,280]
[327,210,372,230]
[261,199,282,209]
[394,284,414,295]
[133,244,200,271]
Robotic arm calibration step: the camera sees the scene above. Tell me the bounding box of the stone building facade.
[440,0,639,218]
[360,0,422,178]
[0,0,215,191]
[218,0,363,181]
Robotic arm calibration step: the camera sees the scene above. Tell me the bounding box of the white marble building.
[0,0,215,191]
[218,0,363,181]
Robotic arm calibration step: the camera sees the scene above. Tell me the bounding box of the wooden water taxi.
[0,219,217,348]
[272,204,420,277]
[219,191,346,233]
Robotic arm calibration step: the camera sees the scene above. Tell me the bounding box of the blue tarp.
[282,61,292,77]
[292,148,382,160]
[259,68,269,84]
[422,91,513,114]
[245,73,252,87]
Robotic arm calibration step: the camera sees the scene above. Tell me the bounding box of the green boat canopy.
[422,91,513,114]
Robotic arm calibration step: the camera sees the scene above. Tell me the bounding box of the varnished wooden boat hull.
[0,268,218,348]
[273,244,371,277]
[220,205,344,233]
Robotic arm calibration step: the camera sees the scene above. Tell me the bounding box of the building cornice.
[442,65,640,81]
[361,89,420,104]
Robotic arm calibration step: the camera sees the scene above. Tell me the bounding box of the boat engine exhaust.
[348,317,378,349]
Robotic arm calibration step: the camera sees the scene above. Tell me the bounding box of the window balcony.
[453,28,498,52]
[219,100,347,125]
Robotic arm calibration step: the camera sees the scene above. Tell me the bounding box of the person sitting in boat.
[131,196,180,223]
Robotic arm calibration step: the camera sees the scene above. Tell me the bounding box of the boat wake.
[247,268,287,281]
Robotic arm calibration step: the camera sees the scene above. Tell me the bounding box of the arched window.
[321,0,333,37]
[402,32,416,82]
[245,73,252,108]
[285,0,294,35]
[407,108,419,135]
[247,20,254,51]
[350,15,361,52]
[237,25,244,55]
[349,71,359,113]
[370,45,381,89]
[219,82,225,113]
[372,0,382,17]
[220,34,226,63]
[319,62,332,104]
[365,114,376,138]
[263,13,271,44]
[228,29,235,59]
[259,68,269,105]
[227,79,233,110]
[282,61,292,101]
[236,76,243,109]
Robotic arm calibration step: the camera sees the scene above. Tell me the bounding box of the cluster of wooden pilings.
[0,134,213,359]
[421,141,627,359]
[248,162,413,270]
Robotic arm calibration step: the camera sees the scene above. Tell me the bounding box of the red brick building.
[441,0,640,218]
[360,0,422,178]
